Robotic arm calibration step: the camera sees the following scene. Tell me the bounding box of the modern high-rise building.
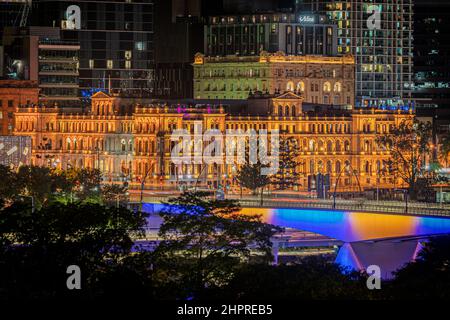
[2,27,80,107]
[205,13,337,57]
[295,0,414,107]
[200,0,296,15]
[31,0,155,99]
[153,0,204,99]
[414,0,450,108]
[413,0,450,145]
[0,1,32,38]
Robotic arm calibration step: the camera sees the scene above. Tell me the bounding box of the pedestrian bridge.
[240,207,450,278]
[143,204,450,278]
[240,207,450,242]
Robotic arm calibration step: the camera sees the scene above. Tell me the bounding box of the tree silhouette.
[376,119,433,200]
[153,191,281,299]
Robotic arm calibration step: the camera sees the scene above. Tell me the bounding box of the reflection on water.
[240,207,450,242]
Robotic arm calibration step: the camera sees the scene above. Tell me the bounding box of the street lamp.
[94,146,100,169]
[332,164,362,209]
[139,165,153,211]
[396,189,409,214]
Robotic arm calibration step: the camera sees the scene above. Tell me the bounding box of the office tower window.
[135,42,146,51]
[30,0,154,98]
[296,0,413,105]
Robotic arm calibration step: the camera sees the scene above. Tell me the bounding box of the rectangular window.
[107,60,113,69]
[125,60,131,69]
[8,100,14,108]
[89,59,94,69]
[135,41,146,51]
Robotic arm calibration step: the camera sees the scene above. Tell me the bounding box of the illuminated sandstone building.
[0,80,39,135]
[193,52,355,108]
[14,91,412,193]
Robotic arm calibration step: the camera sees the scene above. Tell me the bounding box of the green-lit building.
[193,51,355,108]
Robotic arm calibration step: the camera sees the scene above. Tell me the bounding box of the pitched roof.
[273,91,303,100]
[91,91,112,99]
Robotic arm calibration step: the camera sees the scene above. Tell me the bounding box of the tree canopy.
[0,202,149,299]
[271,136,302,190]
[376,119,434,199]
[152,191,282,299]
[0,165,103,207]
[389,236,450,299]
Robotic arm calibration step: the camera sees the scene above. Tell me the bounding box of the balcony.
[39,71,79,77]
[39,83,79,88]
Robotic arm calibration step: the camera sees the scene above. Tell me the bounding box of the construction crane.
[19,0,32,27]
[11,0,32,27]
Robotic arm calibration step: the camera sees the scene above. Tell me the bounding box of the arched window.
[334,82,342,92]
[285,106,290,117]
[345,161,351,173]
[335,140,341,152]
[318,140,324,152]
[278,106,283,117]
[327,140,333,152]
[297,81,305,92]
[286,81,295,92]
[364,140,370,152]
[345,140,350,152]
[309,139,315,151]
[365,161,371,174]
[317,160,323,172]
[66,138,71,150]
[336,161,341,174]
[326,161,332,174]
[292,106,296,117]
[310,160,315,173]
[323,82,331,92]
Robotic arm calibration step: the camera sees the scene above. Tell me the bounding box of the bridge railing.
[134,197,450,217]
[236,199,450,216]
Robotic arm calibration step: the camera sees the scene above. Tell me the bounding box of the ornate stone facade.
[0,80,39,135]
[14,91,413,192]
[193,52,355,108]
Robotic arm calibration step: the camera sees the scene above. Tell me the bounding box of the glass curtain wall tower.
[295,0,414,107]
[31,0,154,100]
